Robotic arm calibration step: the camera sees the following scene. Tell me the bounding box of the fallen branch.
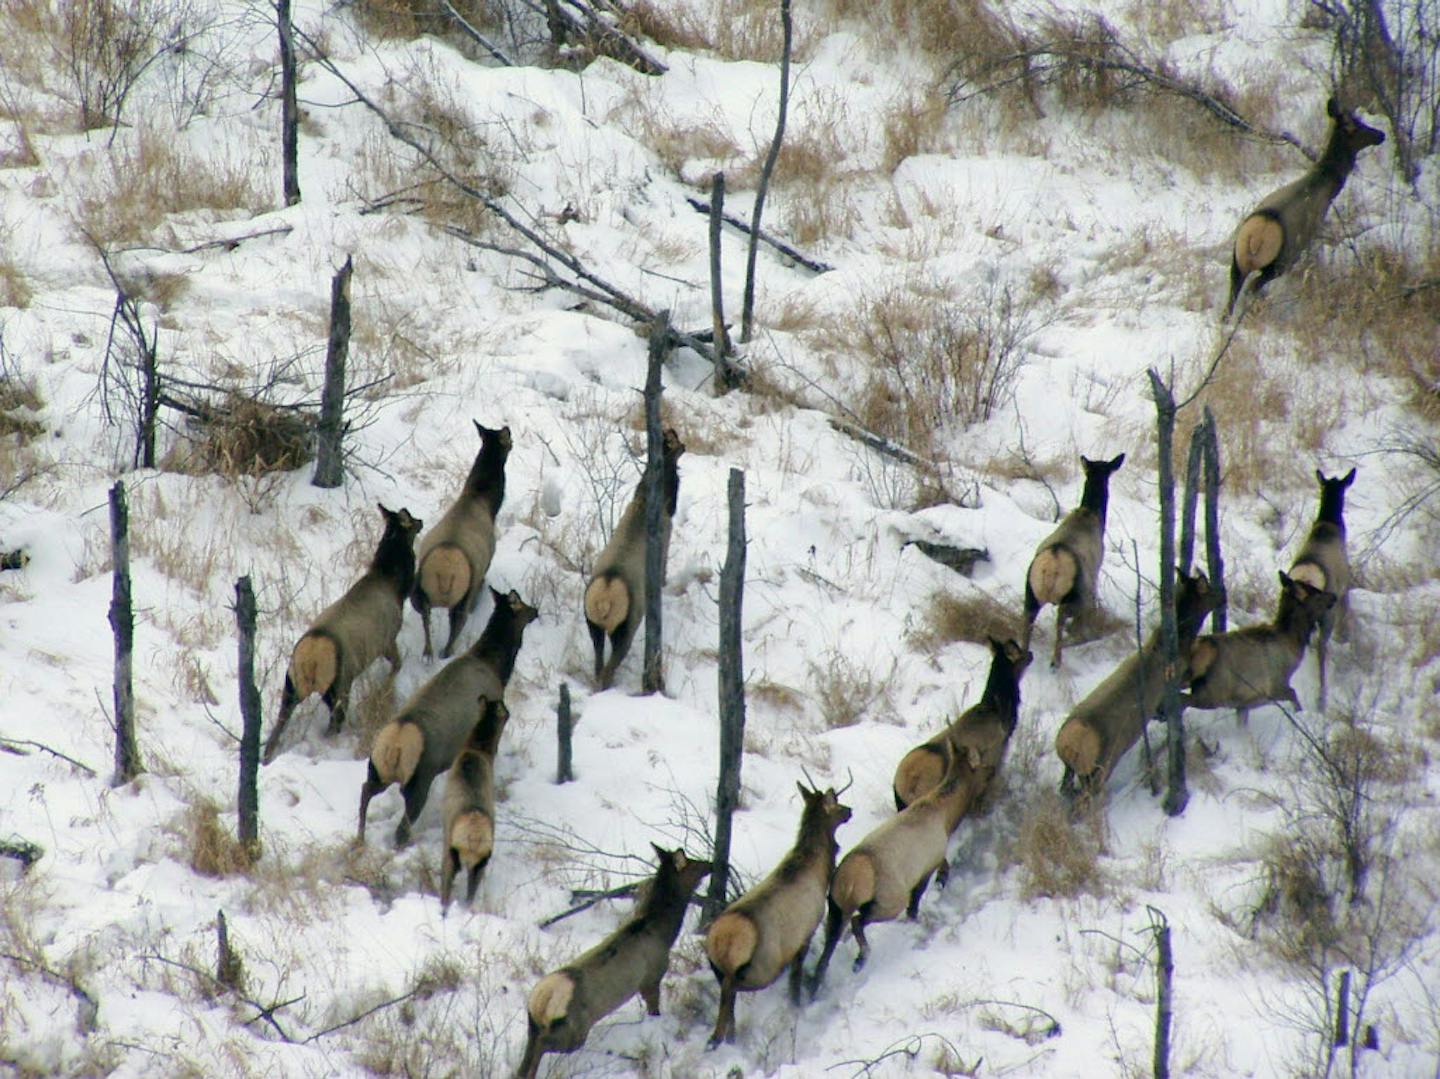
[540,881,640,928]
[827,1032,979,1077]
[683,194,833,274]
[2,950,99,1032]
[442,0,515,66]
[303,989,417,1043]
[0,737,97,776]
[514,0,668,74]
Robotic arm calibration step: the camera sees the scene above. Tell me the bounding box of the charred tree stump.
[740,0,792,344]
[235,576,262,855]
[277,0,300,207]
[1201,406,1226,632]
[1334,969,1351,1048]
[1151,906,1173,1079]
[640,310,670,695]
[704,468,747,924]
[556,682,574,784]
[312,255,352,489]
[708,172,738,391]
[215,909,245,992]
[1148,369,1187,817]
[108,481,142,787]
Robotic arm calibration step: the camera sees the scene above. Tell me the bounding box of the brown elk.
[515,846,711,1079]
[584,428,684,689]
[358,589,537,846]
[1288,468,1355,709]
[704,781,852,1047]
[1224,98,1386,319]
[893,637,1032,810]
[439,696,509,910]
[1022,454,1125,669]
[263,504,422,763]
[1055,568,1221,798]
[808,638,1030,995]
[1181,572,1336,725]
[412,422,510,659]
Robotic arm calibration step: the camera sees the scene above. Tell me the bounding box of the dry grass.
[0,371,43,440]
[348,0,490,42]
[807,647,897,728]
[616,90,742,181]
[833,0,1010,62]
[0,258,32,309]
[74,126,267,246]
[1016,792,1109,899]
[626,0,822,62]
[183,798,257,877]
[880,90,951,173]
[910,588,1020,651]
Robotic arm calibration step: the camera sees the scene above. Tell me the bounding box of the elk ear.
[673,850,689,872]
[1316,468,1326,486]
[498,424,513,449]
[650,842,668,865]
[796,780,809,800]
[1109,452,1126,470]
[495,701,509,722]
[1278,571,1294,590]
[490,585,505,604]
[1342,467,1356,487]
[1327,95,1341,120]
[378,502,393,519]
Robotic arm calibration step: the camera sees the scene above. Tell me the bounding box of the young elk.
[440,696,509,911]
[262,504,422,764]
[1289,468,1356,710]
[893,637,1033,810]
[704,782,852,1048]
[412,422,511,660]
[358,588,538,846]
[1055,568,1221,799]
[1224,98,1386,319]
[1181,572,1336,726]
[809,639,1030,996]
[516,846,712,1079]
[1022,454,1125,669]
[584,428,684,689]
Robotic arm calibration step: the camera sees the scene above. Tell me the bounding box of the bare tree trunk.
[312,255,352,489]
[277,0,301,207]
[235,576,261,855]
[215,909,245,991]
[543,0,567,49]
[556,682,574,784]
[1148,370,1186,817]
[641,310,669,694]
[1201,406,1226,632]
[1178,420,1205,575]
[1151,907,1173,1079]
[708,172,738,391]
[1334,969,1352,1048]
[109,481,142,786]
[704,469,747,924]
[139,333,157,470]
[740,0,792,344]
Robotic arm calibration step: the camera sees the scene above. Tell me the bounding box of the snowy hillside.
[1,0,1437,1076]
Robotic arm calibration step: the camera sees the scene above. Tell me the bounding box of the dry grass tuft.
[1016,792,1108,899]
[833,0,1011,63]
[190,394,312,479]
[185,799,256,878]
[0,371,44,440]
[75,126,267,245]
[348,0,490,43]
[807,647,897,728]
[910,588,1019,651]
[881,91,951,172]
[0,259,33,310]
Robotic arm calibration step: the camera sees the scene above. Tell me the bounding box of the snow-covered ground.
[2,1,1437,1075]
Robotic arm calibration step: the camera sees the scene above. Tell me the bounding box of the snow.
[1,0,1437,1075]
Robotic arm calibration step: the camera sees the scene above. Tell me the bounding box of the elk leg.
[640,977,662,1017]
[440,592,474,659]
[1224,260,1245,319]
[587,620,606,682]
[1235,707,1250,727]
[395,772,437,848]
[356,764,385,843]
[1051,607,1065,669]
[935,858,951,890]
[788,939,809,1006]
[414,591,435,660]
[1021,582,1040,652]
[516,1025,545,1079]
[850,912,871,972]
[263,678,300,763]
[708,974,737,1048]
[466,856,488,904]
[603,615,639,689]
[1316,630,1329,712]
[325,688,346,735]
[907,871,935,919]
[807,898,845,1000]
[440,848,459,911]
[1059,764,1076,798]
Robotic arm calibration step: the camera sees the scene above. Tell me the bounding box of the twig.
[303,990,416,1043]
[0,738,97,776]
[1,950,99,1032]
[540,882,641,927]
[683,194,833,274]
[827,1032,980,1077]
[141,952,299,1042]
[442,0,515,66]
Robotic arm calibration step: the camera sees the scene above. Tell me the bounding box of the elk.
[358,588,538,846]
[412,421,511,659]
[1055,568,1221,798]
[1224,97,1386,319]
[704,781,853,1048]
[893,637,1033,810]
[1288,468,1355,710]
[262,504,422,763]
[1181,572,1336,725]
[1022,453,1125,669]
[584,428,684,689]
[439,696,509,910]
[808,639,1030,995]
[516,846,712,1079]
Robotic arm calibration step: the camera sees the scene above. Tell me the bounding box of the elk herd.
[247,96,1378,1076]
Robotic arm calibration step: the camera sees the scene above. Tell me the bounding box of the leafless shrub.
[806,646,897,728]
[910,588,1019,651]
[53,0,196,131]
[1016,792,1109,899]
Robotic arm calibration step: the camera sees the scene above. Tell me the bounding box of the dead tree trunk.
[640,310,669,695]
[740,0,792,344]
[312,255,352,489]
[1201,406,1226,632]
[1151,906,1173,1079]
[1148,369,1186,817]
[109,481,142,786]
[704,468,747,924]
[1178,420,1205,575]
[277,0,301,207]
[235,576,261,855]
[1334,968,1352,1048]
[215,909,245,992]
[708,172,738,391]
[556,682,574,784]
